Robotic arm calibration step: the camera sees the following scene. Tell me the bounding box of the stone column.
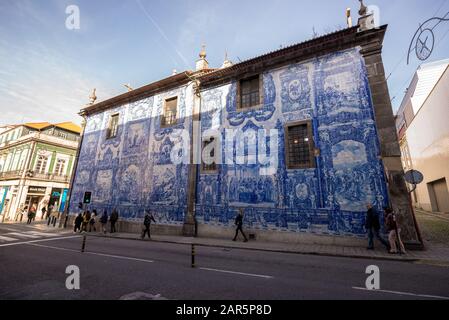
[183,81,201,237]
[360,32,423,248]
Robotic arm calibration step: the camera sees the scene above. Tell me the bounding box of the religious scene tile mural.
[70,47,389,236]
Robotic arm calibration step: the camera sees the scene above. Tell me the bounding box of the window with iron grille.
[239,75,261,109]
[161,97,178,127]
[202,137,217,172]
[106,114,119,139]
[285,121,315,169]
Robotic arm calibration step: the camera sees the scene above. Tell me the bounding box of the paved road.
[1,223,449,300]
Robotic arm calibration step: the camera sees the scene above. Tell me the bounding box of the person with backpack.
[100,210,108,234]
[365,203,389,251]
[384,207,406,254]
[141,210,156,240]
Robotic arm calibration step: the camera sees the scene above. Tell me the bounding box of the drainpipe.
[59,116,86,228]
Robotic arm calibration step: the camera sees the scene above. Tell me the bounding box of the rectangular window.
[106,114,119,139]
[161,97,178,127]
[35,155,49,174]
[202,137,217,173]
[54,159,66,176]
[239,75,261,109]
[285,121,315,169]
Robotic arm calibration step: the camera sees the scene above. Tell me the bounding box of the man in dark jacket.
[100,210,108,234]
[233,208,248,242]
[141,210,156,240]
[74,213,83,233]
[110,209,119,233]
[365,204,389,250]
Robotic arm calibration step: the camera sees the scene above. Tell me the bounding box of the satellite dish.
[404,170,424,185]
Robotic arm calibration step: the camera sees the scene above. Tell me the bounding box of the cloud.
[0,39,115,126]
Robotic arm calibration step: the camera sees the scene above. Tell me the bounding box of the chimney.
[196,44,209,71]
[346,8,352,28]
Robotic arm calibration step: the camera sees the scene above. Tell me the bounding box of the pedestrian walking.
[89,210,97,232]
[26,207,33,225]
[100,210,108,234]
[384,207,406,254]
[47,204,54,226]
[41,206,47,220]
[74,213,83,233]
[81,210,90,232]
[365,203,390,251]
[141,210,156,240]
[110,209,119,233]
[233,208,248,242]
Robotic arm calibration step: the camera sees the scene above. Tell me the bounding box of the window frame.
[35,155,49,174]
[237,74,264,111]
[201,136,219,174]
[161,96,179,128]
[284,120,316,170]
[54,158,67,176]
[106,113,120,140]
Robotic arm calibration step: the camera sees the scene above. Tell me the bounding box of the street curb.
[85,233,420,264]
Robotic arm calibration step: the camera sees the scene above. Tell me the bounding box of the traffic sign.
[404,170,424,185]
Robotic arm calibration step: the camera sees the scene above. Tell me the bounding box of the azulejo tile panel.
[71,48,389,236]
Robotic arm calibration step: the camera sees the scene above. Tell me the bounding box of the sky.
[0,0,449,126]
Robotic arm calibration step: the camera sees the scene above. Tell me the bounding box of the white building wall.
[406,67,449,211]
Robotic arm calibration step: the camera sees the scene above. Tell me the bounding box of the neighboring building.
[69,11,421,245]
[0,122,81,222]
[396,59,449,213]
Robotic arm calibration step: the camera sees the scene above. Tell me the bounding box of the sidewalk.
[86,230,449,265]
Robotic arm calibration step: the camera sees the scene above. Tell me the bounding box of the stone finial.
[89,88,97,105]
[199,44,207,59]
[359,0,367,16]
[196,44,209,71]
[221,51,233,69]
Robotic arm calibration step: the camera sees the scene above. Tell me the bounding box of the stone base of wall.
[66,216,421,249]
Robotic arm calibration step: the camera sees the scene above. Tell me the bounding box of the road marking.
[26,243,154,264]
[27,231,59,237]
[0,235,17,242]
[0,235,81,247]
[352,287,449,300]
[85,252,154,263]
[199,267,273,279]
[6,232,39,239]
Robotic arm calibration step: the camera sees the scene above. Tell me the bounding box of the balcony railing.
[31,172,70,183]
[0,170,23,180]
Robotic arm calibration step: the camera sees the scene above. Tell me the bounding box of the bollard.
[81,234,87,253]
[191,244,195,268]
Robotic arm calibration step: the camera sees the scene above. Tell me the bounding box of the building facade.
[69,16,421,244]
[396,59,449,213]
[0,122,81,222]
